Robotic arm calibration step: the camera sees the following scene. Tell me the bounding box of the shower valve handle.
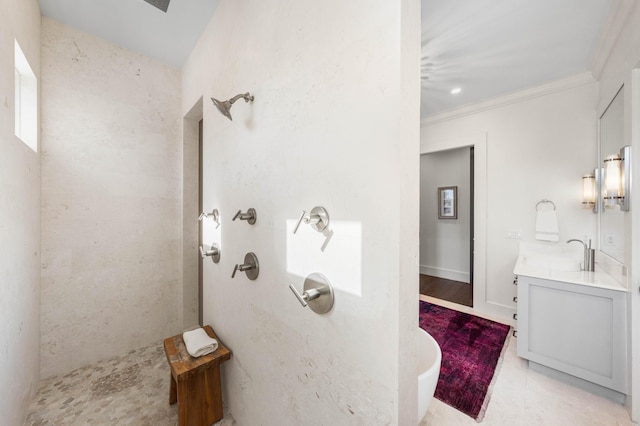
[292,206,329,234]
[288,273,334,314]
[293,211,308,234]
[199,244,220,263]
[232,208,256,225]
[198,209,220,225]
[289,284,321,307]
[232,263,252,278]
[231,252,259,280]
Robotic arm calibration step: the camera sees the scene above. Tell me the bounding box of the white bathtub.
[418,328,442,422]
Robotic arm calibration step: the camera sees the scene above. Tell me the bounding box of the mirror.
[599,86,625,264]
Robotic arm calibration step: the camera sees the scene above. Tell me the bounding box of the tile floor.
[24,343,235,426]
[25,298,633,425]
[419,295,633,426]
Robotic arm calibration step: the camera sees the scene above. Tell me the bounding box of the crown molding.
[420,72,596,127]
[590,0,636,81]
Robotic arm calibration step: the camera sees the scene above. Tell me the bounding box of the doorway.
[182,99,204,330]
[198,118,203,325]
[419,146,474,307]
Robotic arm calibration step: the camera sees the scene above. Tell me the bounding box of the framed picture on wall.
[438,186,457,219]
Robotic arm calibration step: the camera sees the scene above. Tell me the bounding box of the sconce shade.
[603,153,623,208]
[582,174,595,208]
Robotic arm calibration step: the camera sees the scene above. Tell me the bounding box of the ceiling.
[421,0,613,117]
[38,0,219,68]
[38,0,613,118]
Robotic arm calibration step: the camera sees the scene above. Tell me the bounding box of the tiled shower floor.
[24,343,235,426]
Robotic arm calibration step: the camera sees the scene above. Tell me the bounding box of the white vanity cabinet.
[516,274,628,394]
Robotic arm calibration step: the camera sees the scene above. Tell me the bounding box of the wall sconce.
[603,146,630,211]
[582,173,596,211]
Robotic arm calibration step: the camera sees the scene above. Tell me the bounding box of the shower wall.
[40,18,183,378]
[182,0,420,424]
[0,0,41,423]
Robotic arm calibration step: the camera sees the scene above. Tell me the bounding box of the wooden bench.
[163,325,232,426]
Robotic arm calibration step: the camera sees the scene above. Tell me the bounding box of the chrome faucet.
[566,239,595,272]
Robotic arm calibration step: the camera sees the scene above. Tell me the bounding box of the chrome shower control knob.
[289,273,334,314]
[198,209,220,226]
[232,208,256,225]
[199,244,220,263]
[231,252,259,280]
[292,206,329,234]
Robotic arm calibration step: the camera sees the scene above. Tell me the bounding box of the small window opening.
[14,39,37,152]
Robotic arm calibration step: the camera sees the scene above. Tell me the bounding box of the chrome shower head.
[211,98,233,120]
[210,93,254,121]
[143,0,170,12]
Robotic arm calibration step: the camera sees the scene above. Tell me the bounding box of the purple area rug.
[419,300,510,421]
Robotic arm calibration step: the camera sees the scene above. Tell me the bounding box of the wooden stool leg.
[203,366,224,423]
[169,373,177,405]
[174,366,224,426]
[177,379,190,426]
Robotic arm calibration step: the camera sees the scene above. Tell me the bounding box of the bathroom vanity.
[513,245,628,397]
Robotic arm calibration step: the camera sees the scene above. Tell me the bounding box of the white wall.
[591,1,640,420]
[421,76,598,321]
[182,0,420,424]
[0,0,41,423]
[420,148,471,282]
[40,18,183,378]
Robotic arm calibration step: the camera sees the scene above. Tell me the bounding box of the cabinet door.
[517,276,627,393]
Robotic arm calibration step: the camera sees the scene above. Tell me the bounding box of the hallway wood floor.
[419,274,472,307]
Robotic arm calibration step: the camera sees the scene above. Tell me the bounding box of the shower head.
[211,93,254,121]
[143,0,170,13]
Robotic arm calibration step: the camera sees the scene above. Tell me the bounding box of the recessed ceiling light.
[450,87,462,95]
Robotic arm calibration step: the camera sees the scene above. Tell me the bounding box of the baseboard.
[420,265,470,283]
[529,361,626,405]
[473,300,516,327]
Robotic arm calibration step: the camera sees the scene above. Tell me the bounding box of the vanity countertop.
[513,256,627,292]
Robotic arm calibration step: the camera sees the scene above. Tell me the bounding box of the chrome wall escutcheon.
[289,272,334,314]
[292,206,329,233]
[199,243,221,263]
[232,208,256,225]
[231,252,259,280]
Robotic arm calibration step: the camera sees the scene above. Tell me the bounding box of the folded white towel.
[535,210,559,242]
[183,327,218,358]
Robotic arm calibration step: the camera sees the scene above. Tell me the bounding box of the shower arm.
[228,93,254,105]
